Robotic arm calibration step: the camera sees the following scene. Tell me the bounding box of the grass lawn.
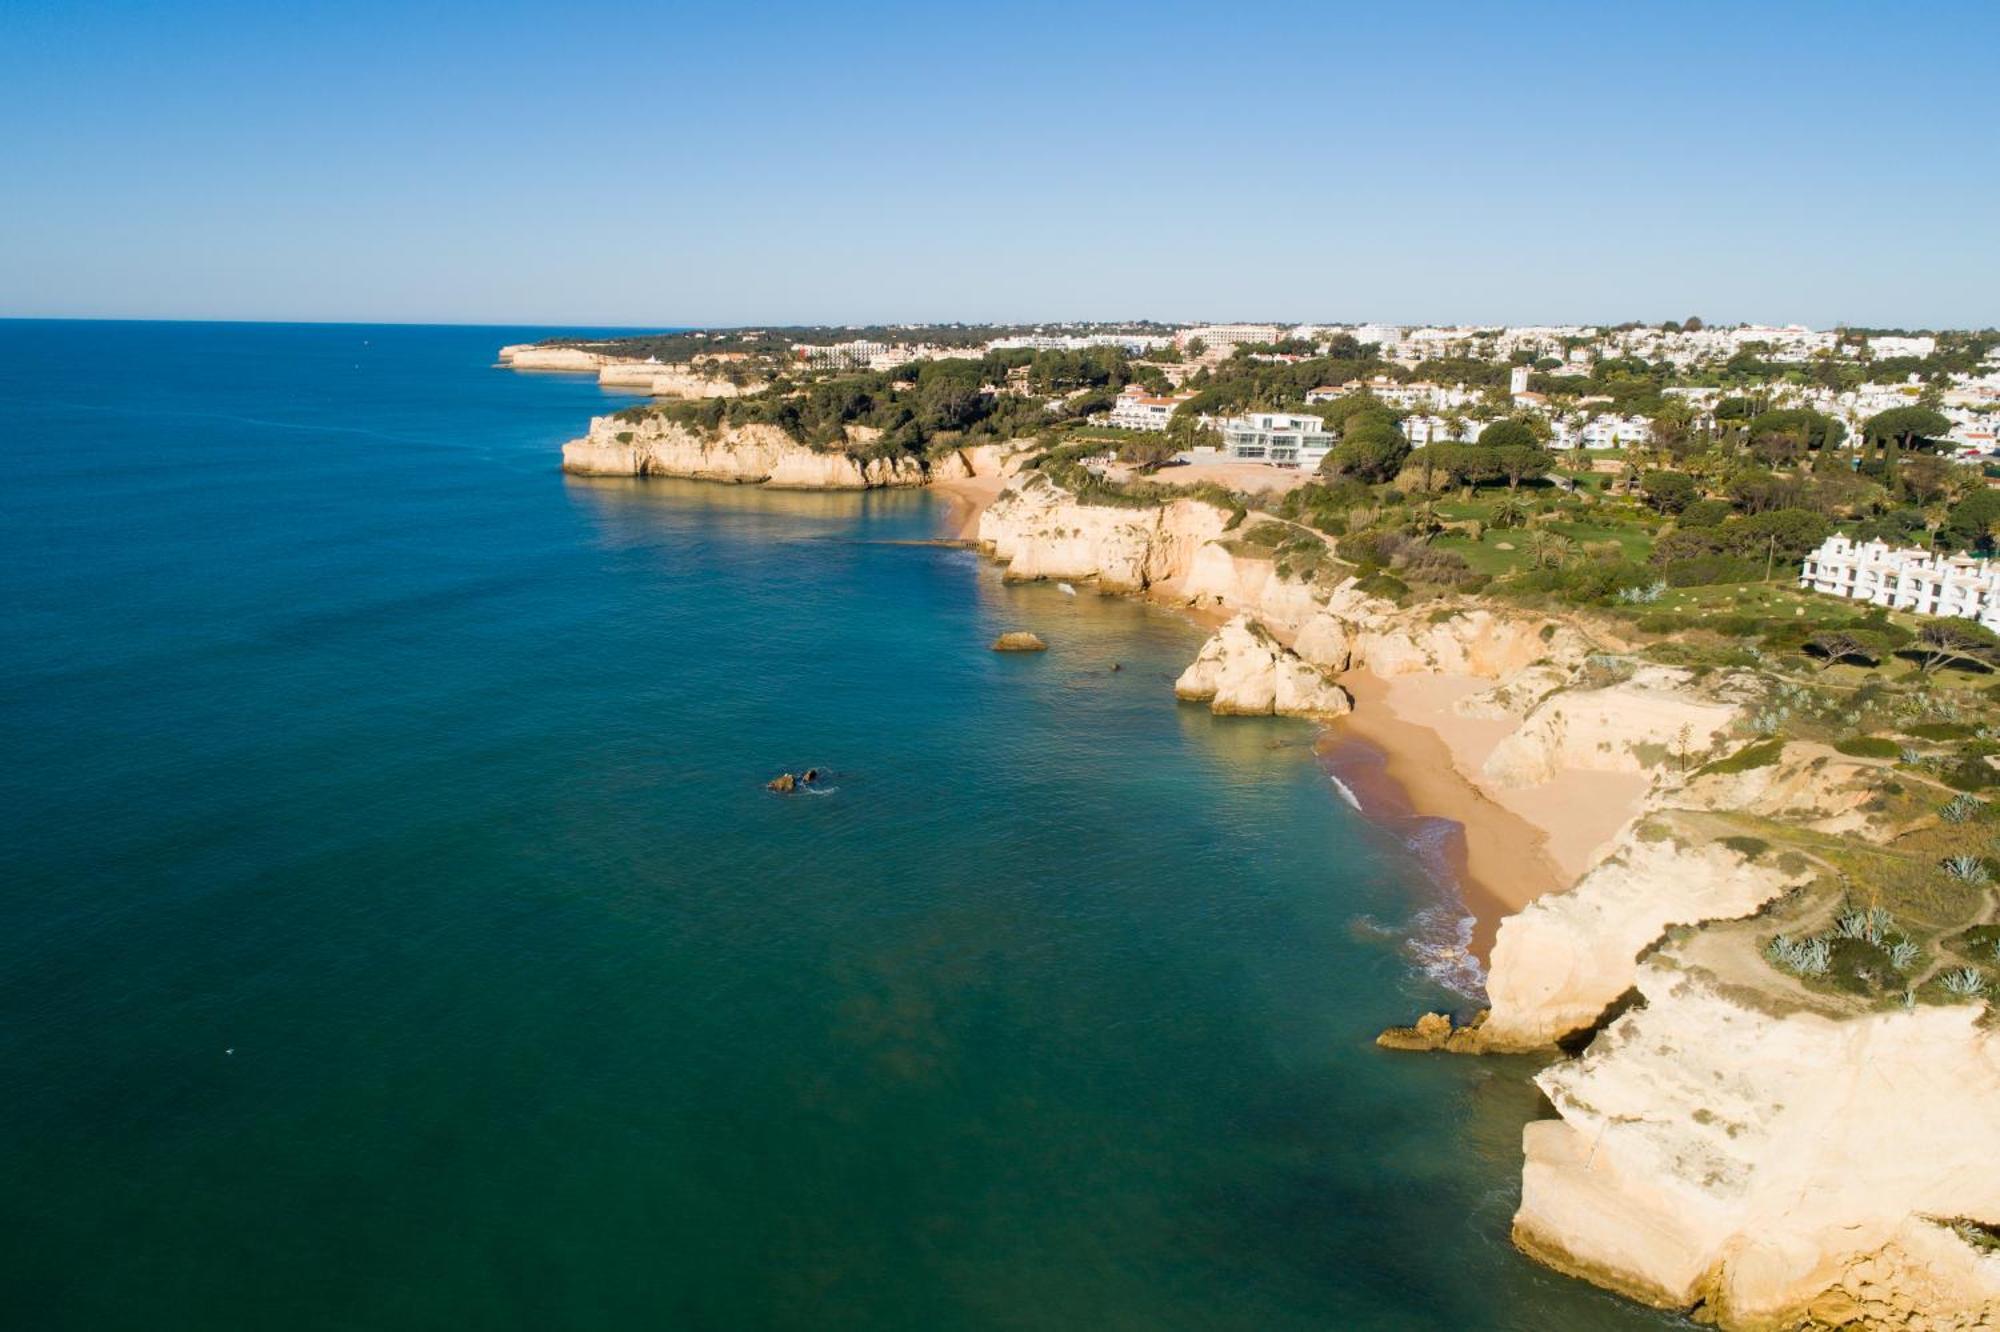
[1648,581,1879,627]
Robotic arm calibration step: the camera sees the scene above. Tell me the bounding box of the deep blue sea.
[0,321,1672,1330]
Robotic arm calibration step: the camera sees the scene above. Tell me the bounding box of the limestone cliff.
[499,343,614,372]
[1517,944,2000,1329]
[594,363,759,398]
[1480,665,1739,789]
[1174,615,1352,717]
[975,472,1233,594]
[1480,831,1807,1050]
[561,414,931,489]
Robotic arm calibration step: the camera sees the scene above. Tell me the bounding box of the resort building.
[1799,535,2000,631]
[1307,377,1479,411]
[1174,324,1281,355]
[1217,412,1332,468]
[1107,387,1194,432]
[1552,414,1653,450]
[794,340,892,371]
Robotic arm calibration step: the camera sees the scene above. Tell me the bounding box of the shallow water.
[0,320,1675,1330]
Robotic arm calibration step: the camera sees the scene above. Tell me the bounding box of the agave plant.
[1942,855,1991,885]
[1888,939,1922,971]
[1941,794,1984,825]
[1901,746,1925,765]
[1941,968,1989,998]
[1834,907,1894,944]
[1766,934,1832,977]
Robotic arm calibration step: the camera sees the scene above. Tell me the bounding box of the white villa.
[1107,387,1193,432]
[1799,535,2000,631]
[1216,412,1332,468]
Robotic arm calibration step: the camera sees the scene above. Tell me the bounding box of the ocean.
[0,321,1672,1330]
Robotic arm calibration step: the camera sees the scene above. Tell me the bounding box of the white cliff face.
[499,344,614,372]
[1480,835,1807,1050]
[596,363,759,398]
[976,473,1232,594]
[1350,605,1591,680]
[560,415,930,489]
[1174,614,1352,717]
[1517,953,2000,1329]
[1180,535,1327,631]
[1481,668,1738,789]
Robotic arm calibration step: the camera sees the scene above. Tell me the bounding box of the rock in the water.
[992,631,1048,652]
[1376,1010,1490,1053]
[766,772,796,793]
[1174,614,1352,717]
[801,768,820,784]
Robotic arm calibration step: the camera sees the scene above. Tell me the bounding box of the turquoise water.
[0,322,1672,1330]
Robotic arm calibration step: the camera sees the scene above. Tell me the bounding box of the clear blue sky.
[3,0,1994,329]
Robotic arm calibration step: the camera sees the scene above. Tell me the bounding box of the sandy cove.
[1329,671,1648,959]
[928,472,1007,542]
[943,463,1646,959]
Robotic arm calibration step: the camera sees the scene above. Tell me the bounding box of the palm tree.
[1924,503,1951,551]
[1528,530,1577,570]
[1491,493,1532,530]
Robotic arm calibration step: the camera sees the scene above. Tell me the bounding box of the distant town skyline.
[3,0,1995,328]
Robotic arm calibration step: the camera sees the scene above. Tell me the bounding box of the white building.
[987,332,1172,355]
[1868,335,1938,360]
[1553,414,1652,450]
[1107,387,1192,432]
[1174,324,1281,355]
[1800,535,2000,631]
[795,340,891,370]
[1307,376,1479,410]
[1401,414,1479,446]
[1217,411,1333,468]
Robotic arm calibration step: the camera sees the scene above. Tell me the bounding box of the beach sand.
[1327,672,1565,960]
[1327,670,1649,961]
[930,473,1006,541]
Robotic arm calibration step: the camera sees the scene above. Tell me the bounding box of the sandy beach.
[929,473,1006,541]
[1327,671,1568,960]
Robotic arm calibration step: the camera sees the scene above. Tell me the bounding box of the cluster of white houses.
[1799,536,2000,632]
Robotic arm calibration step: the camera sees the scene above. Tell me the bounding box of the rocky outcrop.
[1516,950,2000,1329]
[991,632,1047,652]
[1479,832,1808,1050]
[561,415,930,489]
[1174,615,1352,717]
[976,472,1232,594]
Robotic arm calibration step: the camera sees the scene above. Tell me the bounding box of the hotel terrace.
[1799,535,2000,632]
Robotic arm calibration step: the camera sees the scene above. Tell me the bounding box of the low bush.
[1697,737,1786,776]
[1719,835,1771,860]
[1834,736,1901,759]
[1354,572,1410,602]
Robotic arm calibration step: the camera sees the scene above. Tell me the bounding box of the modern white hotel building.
[1217,412,1333,468]
[1799,535,2000,631]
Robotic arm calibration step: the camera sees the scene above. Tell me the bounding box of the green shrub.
[1697,737,1786,776]
[1835,736,1901,759]
[1942,757,1999,792]
[1719,835,1771,860]
[1908,722,1975,740]
[1354,572,1410,602]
